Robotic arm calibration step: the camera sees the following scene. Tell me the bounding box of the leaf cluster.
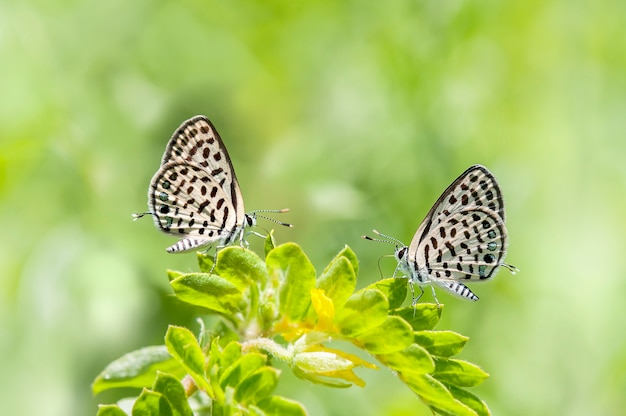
[93,235,490,415]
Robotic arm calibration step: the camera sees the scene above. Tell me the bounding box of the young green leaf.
[170,273,244,315]
[92,346,182,394]
[290,365,352,388]
[196,252,215,274]
[164,326,212,395]
[264,230,277,258]
[266,243,316,322]
[376,343,435,375]
[433,357,489,388]
[414,330,469,357]
[219,353,268,390]
[96,405,128,416]
[206,339,225,403]
[446,384,491,416]
[132,389,173,416]
[316,256,356,311]
[401,373,477,416]
[255,396,307,416]
[215,247,268,290]
[354,316,414,354]
[167,270,184,282]
[367,278,407,310]
[219,341,243,371]
[321,245,359,278]
[152,372,194,416]
[335,288,388,337]
[235,367,280,403]
[391,304,442,331]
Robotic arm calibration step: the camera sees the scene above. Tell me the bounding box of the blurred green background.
[2,0,626,415]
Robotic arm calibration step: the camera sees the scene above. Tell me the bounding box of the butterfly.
[134,115,291,254]
[363,164,517,304]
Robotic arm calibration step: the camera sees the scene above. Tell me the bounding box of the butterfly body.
[137,115,289,255]
[365,165,516,304]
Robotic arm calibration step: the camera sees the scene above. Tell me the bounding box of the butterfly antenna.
[252,209,293,228]
[132,212,151,221]
[502,262,519,274]
[361,229,405,246]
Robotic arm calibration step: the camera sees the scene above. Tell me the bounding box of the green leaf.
[376,343,435,375]
[316,256,356,311]
[322,245,358,278]
[264,230,276,258]
[401,373,476,416]
[291,364,352,388]
[211,320,240,345]
[235,367,280,403]
[256,396,307,416]
[152,372,194,416]
[167,270,184,282]
[354,316,414,354]
[447,385,491,416]
[219,353,268,390]
[266,243,316,322]
[219,341,243,371]
[414,330,469,357]
[335,288,388,337]
[92,346,182,395]
[215,246,268,290]
[367,278,407,310]
[96,405,128,416]
[164,326,212,395]
[433,357,489,388]
[197,252,215,274]
[206,339,225,403]
[391,304,442,331]
[170,273,244,315]
[132,389,173,416]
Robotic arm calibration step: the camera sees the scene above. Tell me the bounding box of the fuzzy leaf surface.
[165,326,212,394]
[152,372,194,416]
[316,256,356,312]
[433,358,489,388]
[335,288,388,337]
[92,346,181,394]
[414,330,469,357]
[266,243,316,322]
[170,273,244,315]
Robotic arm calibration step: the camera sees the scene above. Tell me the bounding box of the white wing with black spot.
[149,162,240,252]
[400,164,514,302]
[413,206,508,282]
[159,116,245,226]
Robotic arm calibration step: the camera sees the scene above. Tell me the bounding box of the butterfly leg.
[206,246,222,274]
[409,283,425,317]
[429,285,441,307]
[410,283,425,306]
[392,263,402,278]
[246,230,266,240]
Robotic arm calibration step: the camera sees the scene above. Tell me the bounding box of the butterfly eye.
[245,214,256,227]
[396,246,408,261]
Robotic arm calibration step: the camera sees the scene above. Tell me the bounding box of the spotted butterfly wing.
[146,116,246,253]
[149,162,241,252]
[414,165,505,239]
[407,165,511,301]
[160,115,244,221]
